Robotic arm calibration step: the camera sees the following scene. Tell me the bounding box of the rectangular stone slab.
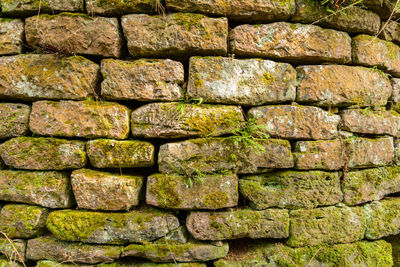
[86,0,156,16]
[0,103,30,139]
[0,19,24,55]
[1,0,84,16]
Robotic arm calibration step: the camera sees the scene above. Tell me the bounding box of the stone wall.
[0,0,400,266]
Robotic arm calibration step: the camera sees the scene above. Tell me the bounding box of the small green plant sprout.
[175,93,204,117]
[371,65,391,80]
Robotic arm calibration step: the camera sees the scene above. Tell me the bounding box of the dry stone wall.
[0,0,400,266]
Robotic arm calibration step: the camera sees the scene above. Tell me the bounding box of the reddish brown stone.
[1,0,84,16]
[380,21,400,45]
[86,0,156,16]
[0,19,23,55]
[0,103,30,139]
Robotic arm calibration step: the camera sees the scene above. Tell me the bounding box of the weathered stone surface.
[230,22,351,64]
[1,0,84,16]
[287,205,366,247]
[391,79,400,112]
[29,100,130,139]
[36,261,93,267]
[0,239,26,262]
[0,137,86,170]
[131,103,244,138]
[158,138,294,175]
[121,13,228,59]
[101,59,184,101]
[156,226,188,245]
[86,139,155,168]
[240,171,342,210]
[0,19,23,56]
[343,167,400,206]
[294,140,345,170]
[0,103,30,139]
[296,65,392,107]
[25,14,123,57]
[247,105,340,140]
[99,261,206,267]
[364,197,400,239]
[187,57,296,106]
[86,0,156,16]
[26,236,122,264]
[352,35,400,77]
[214,240,393,267]
[123,241,229,262]
[395,139,400,165]
[293,0,380,34]
[71,169,144,211]
[46,208,179,244]
[0,204,48,239]
[363,0,400,19]
[0,170,73,208]
[186,209,289,240]
[0,54,99,101]
[146,173,238,210]
[380,21,400,45]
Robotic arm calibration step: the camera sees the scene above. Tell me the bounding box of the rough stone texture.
[131,103,244,138]
[186,209,289,240]
[29,100,130,139]
[158,137,294,175]
[287,205,366,247]
[0,103,30,139]
[0,239,26,262]
[86,139,155,168]
[293,0,380,34]
[36,261,94,267]
[101,59,184,101]
[395,139,400,165]
[380,21,400,45]
[214,240,393,267]
[230,22,351,64]
[25,14,123,57]
[352,34,400,77]
[0,170,73,208]
[71,169,144,211]
[86,0,156,16]
[0,137,86,170]
[187,57,296,106]
[391,79,400,112]
[121,13,228,59]
[239,171,343,210]
[363,0,400,19]
[99,262,206,267]
[386,235,400,267]
[0,54,100,101]
[0,204,48,238]
[46,208,180,244]
[26,236,122,264]
[342,109,400,136]
[1,0,84,16]
[364,197,400,239]
[0,19,24,55]
[166,0,295,22]
[296,65,392,107]
[122,241,229,262]
[294,139,345,170]
[146,173,238,210]
[247,105,340,140]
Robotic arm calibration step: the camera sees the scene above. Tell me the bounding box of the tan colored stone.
[247,105,340,140]
[0,19,23,55]
[29,100,130,139]
[86,0,156,16]
[1,0,84,16]
[121,13,228,59]
[0,103,30,139]
[25,14,123,57]
[390,78,400,112]
[230,22,351,64]
[296,65,392,107]
[0,239,25,263]
[380,21,400,45]
[101,59,184,101]
[0,54,99,101]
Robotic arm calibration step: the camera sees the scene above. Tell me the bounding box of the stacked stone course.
[1,0,400,266]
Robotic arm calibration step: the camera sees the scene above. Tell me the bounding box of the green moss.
[203,191,229,209]
[192,73,204,88]
[39,12,92,19]
[149,174,182,208]
[261,72,275,86]
[172,13,211,39]
[95,0,155,13]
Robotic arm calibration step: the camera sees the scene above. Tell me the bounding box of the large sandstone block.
[187,57,296,106]
[46,208,180,244]
[240,171,342,210]
[380,21,400,46]
[0,137,86,170]
[131,103,244,138]
[0,104,30,139]
[352,35,400,77]
[247,105,340,140]
[86,0,156,16]
[25,14,123,57]
[296,65,392,107]
[0,170,73,208]
[146,173,238,210]
[71,169,144,211]
[1,0,83,16]
[0,19,23,55]
[121,13,228,59]
[230,22,351,64]
[86,139,155,168]
[101,59,184,101]
[0,204,48,239]
[0,239,26,263]
[287,205,366,247]
[158,138,294,175]
[26,236,122,264]
[29,100,130,139]
[0,54,99,101]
